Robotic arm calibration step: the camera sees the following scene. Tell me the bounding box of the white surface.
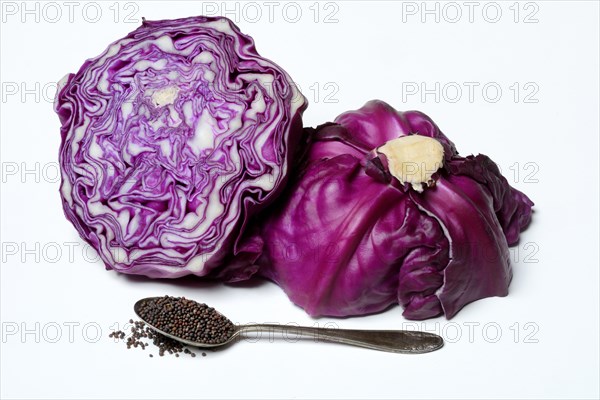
[1,1,598,399]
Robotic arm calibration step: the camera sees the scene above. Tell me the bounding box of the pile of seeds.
[109,319,204,358]
[137,296,235,344]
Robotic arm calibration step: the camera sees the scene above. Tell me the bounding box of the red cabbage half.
[252,100,533,319]
[55,16,306,278]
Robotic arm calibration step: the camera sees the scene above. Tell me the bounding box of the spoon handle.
[236,324,443,354]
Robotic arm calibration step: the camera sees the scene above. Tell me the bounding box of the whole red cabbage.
[55,16,306,278]
[251,100,533,319]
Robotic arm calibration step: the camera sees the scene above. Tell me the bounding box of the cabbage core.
[377,135,444,191]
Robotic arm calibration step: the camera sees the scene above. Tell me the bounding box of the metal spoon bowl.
[134,297,444,354]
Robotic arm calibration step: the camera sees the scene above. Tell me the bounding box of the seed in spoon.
[137,296,235,344]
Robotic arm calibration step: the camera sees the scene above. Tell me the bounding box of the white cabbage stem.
[151,86,180,107]
[377,135,444,192]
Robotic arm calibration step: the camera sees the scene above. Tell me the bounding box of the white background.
[1,1,598,399]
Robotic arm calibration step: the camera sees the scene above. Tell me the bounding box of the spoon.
[134,297,444,354]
